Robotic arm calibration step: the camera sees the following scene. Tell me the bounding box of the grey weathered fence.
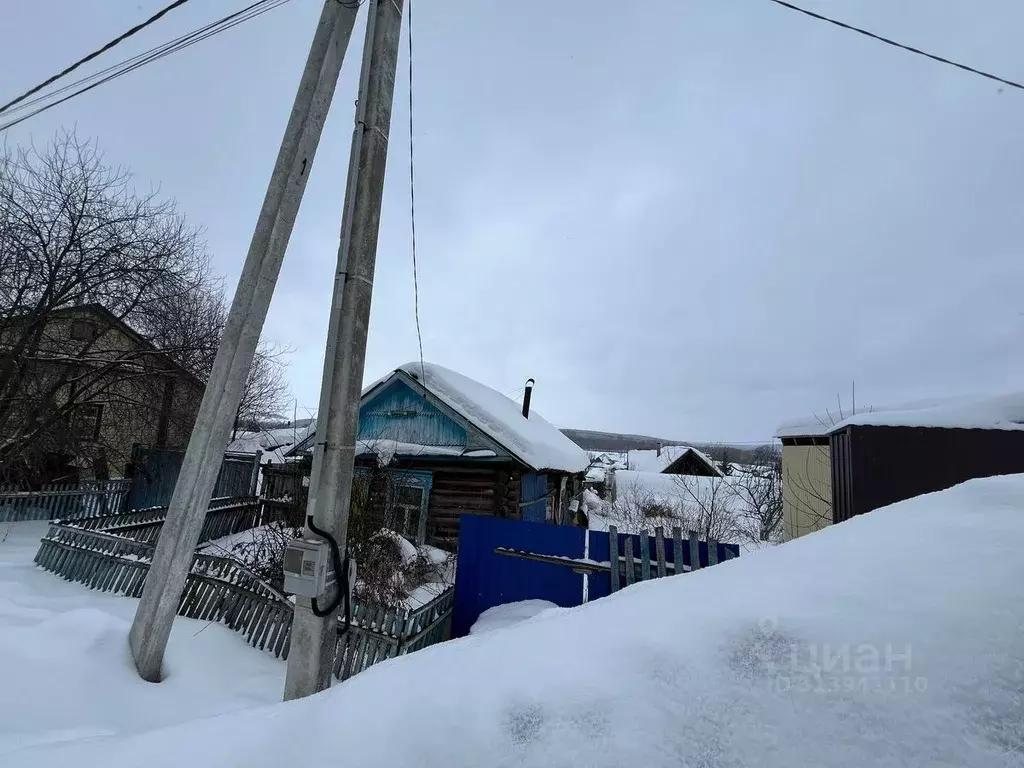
[0,478,132,522]
[604,524,737,592]
[125,445,260,512]
[33,498,454,681]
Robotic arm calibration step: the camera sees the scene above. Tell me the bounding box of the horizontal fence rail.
[605,525,738,592]
[33,498,453,681]
[0,479,132,523]
[494,524,738,595]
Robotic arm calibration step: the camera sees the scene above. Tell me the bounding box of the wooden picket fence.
[0,479,133,522]
[606,524,737,592]
[33,497,454,681]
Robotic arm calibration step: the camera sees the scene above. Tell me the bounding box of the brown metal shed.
[829,425,1024,523]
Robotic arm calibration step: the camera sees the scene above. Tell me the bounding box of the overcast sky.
[4,0,1024,443]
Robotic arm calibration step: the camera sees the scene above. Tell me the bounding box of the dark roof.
[47,303,204,388]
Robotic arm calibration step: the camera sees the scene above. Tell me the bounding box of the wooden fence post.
[654,526,666,578]
[249,450,263,497]
[639,530,651,582]
[609,526,620,593]
[624,537,635,587]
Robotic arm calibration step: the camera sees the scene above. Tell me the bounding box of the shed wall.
[831,425,1024,521]
[781,441,832,540]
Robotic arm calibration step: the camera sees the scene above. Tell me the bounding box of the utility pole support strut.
[128,0,360,683]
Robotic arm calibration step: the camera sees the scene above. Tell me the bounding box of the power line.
[0,0,293,132]
[766,0,1024,92]
[407,0,426,383]
[3,0,293,121]
[0,0,194,115]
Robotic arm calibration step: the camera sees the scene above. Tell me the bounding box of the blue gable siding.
[359,379,467,448]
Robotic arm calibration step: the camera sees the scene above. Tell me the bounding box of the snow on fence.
[32,497,454,681]
[0,478,132,522]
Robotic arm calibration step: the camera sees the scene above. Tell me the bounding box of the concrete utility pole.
[128,0,360,683]
[283,0,406,701]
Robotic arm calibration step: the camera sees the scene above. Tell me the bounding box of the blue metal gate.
[452,515,583,637]
[451,515,742,638]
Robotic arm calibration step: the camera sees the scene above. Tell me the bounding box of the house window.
[70,320,98,341]
[354,467,433,544]
[394,485,426,541]
[73,403,103,442]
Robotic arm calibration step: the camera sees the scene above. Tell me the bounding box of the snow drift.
[9,475,1024,767]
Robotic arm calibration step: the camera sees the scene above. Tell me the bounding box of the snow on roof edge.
[776,391,1024,438]
[397,362,589,474]
[289,364,589,473]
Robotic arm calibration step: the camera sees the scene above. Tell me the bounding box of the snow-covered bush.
[215,459,455,607]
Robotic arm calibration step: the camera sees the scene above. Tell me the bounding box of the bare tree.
[604,473,741,542]
[606,476,686,533]
[0,131,213,482]
[233,340,292,438]
[0,130,293,484]
[733,444,783,542]
[673,474,742,542]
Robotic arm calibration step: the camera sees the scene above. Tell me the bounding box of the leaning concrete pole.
[128,0,361,683]
[283,0,406,701]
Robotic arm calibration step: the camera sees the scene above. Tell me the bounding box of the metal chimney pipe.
[522,378,535,418]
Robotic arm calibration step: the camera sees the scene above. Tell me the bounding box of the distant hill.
[559,429,686,453]
[560,428,774,464]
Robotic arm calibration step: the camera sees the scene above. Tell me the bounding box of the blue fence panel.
[452,515,584,638]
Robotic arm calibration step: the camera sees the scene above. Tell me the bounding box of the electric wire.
[0,0,195,115]
[407,0,426,385]
[0,0,294,132]
[767,0,1024,91]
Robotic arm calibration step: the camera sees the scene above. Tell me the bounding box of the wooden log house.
[285,363,589,551]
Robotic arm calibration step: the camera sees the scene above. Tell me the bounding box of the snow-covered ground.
[469,600,562,635]
[4,474,1023,767]
[0,523,284,758]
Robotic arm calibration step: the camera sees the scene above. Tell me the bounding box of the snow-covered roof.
[626,445,723,476]
[32,473,1024,767]
[287,364,588,473]
[227,422,316,455]
[391,363,589,474]
[611,469,724,508]
[774,414,838,439]
[777,391,1024,438]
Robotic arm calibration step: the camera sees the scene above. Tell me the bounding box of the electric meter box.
[282,538,334,599]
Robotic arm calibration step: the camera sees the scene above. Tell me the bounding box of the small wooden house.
[286,362,589,550]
